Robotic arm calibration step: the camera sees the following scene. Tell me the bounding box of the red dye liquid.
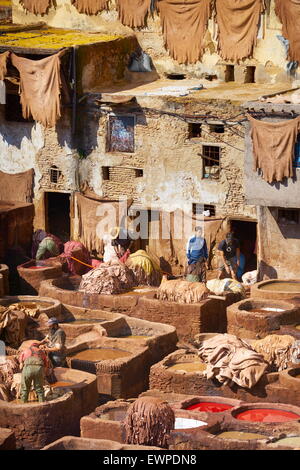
[187,402,233,413]
[28,266,45,270]
[236,409,300,423]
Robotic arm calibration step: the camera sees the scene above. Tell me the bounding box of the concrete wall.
[12,0,295,82]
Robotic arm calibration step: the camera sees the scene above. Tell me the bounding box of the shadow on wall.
[258,260,278,282]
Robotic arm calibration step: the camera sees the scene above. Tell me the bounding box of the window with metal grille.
[49,166,61,184]
[192,203,216,216]
[188,123,202,138]
[202,145,220,180]
[278,209,300,225]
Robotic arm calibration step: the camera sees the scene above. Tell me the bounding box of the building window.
[49,165,61,184]
[107,115,135,153]
[278,209,300,225]
[102,167,110,180]
[5,85,34,123]
[192,203,216,216]
[209,124,225,134]
[245,66,256,84]
[225,65,235,82]
[135,169,143,178]
[188,123,202,138]
[202,145,220,180]
[294,135,300,168]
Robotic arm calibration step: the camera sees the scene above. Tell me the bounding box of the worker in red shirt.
[19,343,49,403]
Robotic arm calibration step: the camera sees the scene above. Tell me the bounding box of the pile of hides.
[0,306,29,349]
[126,250,162,287]
[116,0,150,28]
[247,114,300,183]
[61,241,92,276]
[124,396,175,448]
[215,0,264,61]
[156,277,209,304]
[206,278,246,297]
[0,169,34,204]
[0,357,20,402]
[79,260,136,295]
[20,0,52,15]
[72,0,109,15]
[275,0,300,63]
[9,303,40,319]
[252,335,300,371]
[157,0,212,64]
[11,50,65,128]
[198,334,268,389]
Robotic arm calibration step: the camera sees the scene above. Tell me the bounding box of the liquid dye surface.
[51,381,74,388]
[119,335,150,340]
[168,362,207,373]
[27,266,47,270]
[217,431,267,441]
[69,348,132,362]
[249,308,284,314]
[259,282,300,292]
[68,318,105,324]
[187,402,233,413]
[236,409,300,423]
[269,437,300,448]
[99,408,128,421]
[174,417,207,429]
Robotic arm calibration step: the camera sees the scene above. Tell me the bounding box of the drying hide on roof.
[20,0,52,15]
[124,396,175,448]
[0,51,10,81]
[116,0,151,28]
[72,0,109,15]
[247,114,300,183]
[11,50,65,128]
[215,0,264,61]
[157,0,212,64]
[198,333,268,389]
[0,169,34,203]
[275,0,300,63]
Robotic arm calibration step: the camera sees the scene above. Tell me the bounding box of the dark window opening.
[204,204,216,216]
[49,165,61,184]
[166,73,186,80]
[245,66,256,84]
[202,145,220,180]
[225,65,235,82]
[192,203,216,216]
[5,85,34,123]
[46,192,70,243]
[200,73,218,81]
[102,166,110,180]
[107,115,135,153]
[294,134,300,168]
[188,123,202,138]
[209,124,225,134]
[229,219,257,274]
[278,209,300,225]
[135,169,143,178]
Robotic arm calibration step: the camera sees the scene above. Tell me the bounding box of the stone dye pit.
[42,436,161,450]
[251,280,300,301]
[227,298,300,339]
[0,295,62,318]
[17,259,62,295]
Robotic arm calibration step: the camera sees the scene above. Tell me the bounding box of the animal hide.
[215,0,264,61]
[20,0,52,15]
[252,334,298,371]
[156,277,209,304]
[0,169,34,203]
[275,0,300,63]
[124,396,175,448]
[248,114,300,183]
[157,0,212,64]
[0,51,10,81]
[126,250,162,286]
[0,307,28,349]
[72,0,109,15]
[11,50,65,128]
[116,0,151,28]
[79,260,137,294]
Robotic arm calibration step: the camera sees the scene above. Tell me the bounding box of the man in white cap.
[38,317,66,367]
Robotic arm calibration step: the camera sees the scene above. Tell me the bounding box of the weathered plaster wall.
[257,206,300,280]
[12,0,294,82]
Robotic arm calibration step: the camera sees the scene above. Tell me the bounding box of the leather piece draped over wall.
[20,0,52,15]
[76,193,131,255]
[215,0,264,61]
[116,0,151,28]
[247,114,300,183]
[275,0,300,63]
[0,169,34,203]
[157,0,212,64]
[11,50,65,128]
[0,51,10,81]
[72,0,109,15]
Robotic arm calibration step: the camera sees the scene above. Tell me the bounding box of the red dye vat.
[28,266,45,270]
[187,402,233,413]
[236,409,300,423]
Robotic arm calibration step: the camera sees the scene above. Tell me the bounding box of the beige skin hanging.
[20,0,52,15]
[116,0,151,28]
[275,0,300,64]
[72,0,109,15]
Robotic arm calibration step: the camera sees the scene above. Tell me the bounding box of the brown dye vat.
[249,308,284,314]
[260,282,300,292]
[66,318,106,324]
[51,381,74,388]
[168,362,207,373]
[68,348,132,362]
[99,409,128,421]
[217,431,267,440]
[119,335,151,340]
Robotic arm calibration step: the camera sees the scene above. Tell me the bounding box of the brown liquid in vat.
[69,348,132,362]
[217,431,267,440]
[294,374,300,379]
[259,282,300,292]
[249,308,283,314]
[119,335,150,340]
[51,381,74,388]
[168,362,207,372]
[99,408,128,421]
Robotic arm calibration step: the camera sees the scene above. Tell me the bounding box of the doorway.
[229,219,257,273]
[45,192,70,243]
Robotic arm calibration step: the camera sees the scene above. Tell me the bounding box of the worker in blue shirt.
[186,226,208,283]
